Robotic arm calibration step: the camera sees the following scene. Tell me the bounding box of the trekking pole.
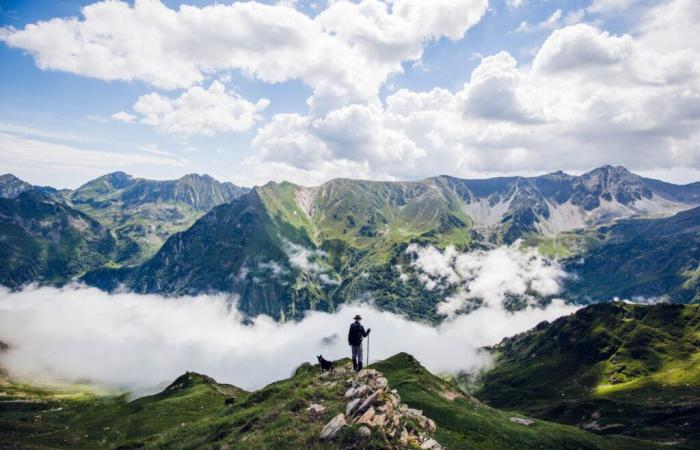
[366,333,370,368]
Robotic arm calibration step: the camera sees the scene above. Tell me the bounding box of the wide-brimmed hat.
[353,314,362,320]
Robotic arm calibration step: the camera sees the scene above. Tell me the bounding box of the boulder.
[307,403,326,419]
[509,417,535,426]
[356,391,380,416]
[420,438,443,449]
[358,426,372,439]
[320,413,346,440]
[346,398,362,416]
[371,376,388,391]
[353,384,371,398]
[357,406,376,425]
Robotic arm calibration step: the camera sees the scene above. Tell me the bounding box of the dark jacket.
[348,321,369,346]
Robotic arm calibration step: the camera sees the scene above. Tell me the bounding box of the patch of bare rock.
[319,367,442,449]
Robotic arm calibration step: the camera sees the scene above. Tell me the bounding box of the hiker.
[348,314,371,372]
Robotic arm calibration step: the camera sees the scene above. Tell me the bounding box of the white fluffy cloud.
[0,0,488,109]
[0,284,577,392]
[130,81,269,136]
[247,0,700,184]
[405,243,567,317]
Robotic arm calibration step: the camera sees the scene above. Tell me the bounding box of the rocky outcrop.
[319,367,442,449]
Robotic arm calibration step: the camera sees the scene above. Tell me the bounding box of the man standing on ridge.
[348,314,371,372]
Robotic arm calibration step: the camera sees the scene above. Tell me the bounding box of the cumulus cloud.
[0,284,578,392]
[284,241,339,285]
[129,81,269,136]
[0,0,488,109]
[405,243,568,316]
[247,0,700,185]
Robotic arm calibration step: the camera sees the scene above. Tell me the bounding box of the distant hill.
[0,191,117,287]
[0,172,248,276]
[68,171,248,264]
[566,206,700,303]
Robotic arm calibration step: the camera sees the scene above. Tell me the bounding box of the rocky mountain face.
[68,172,248,264]
[566,205,700,303]
[3,166,700,319]
[0,191,116,287]
[84,166,700,320]
[476,303,700,446]
[0,173,60,199]
[0,172,248,276]
[70,171,246,211]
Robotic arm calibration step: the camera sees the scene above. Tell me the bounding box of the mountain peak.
[177,173,214,182]
[583,165,633,178]
[0,173,34,198]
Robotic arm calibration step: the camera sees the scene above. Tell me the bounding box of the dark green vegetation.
[566,207,700,303]
[0,172,246,287]
[0,191,116,287]
[375,353,656,450]
[3,166,700,320]
[0,371,244,449]
[476,303,700,448]
[0,351,664,450]
[85,166,700,320]
[66,172,247,265]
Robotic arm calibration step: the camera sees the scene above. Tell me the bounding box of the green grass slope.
[375,353,653,450]
[0,372,244,450]
[1,353,661,450]
[476,303,700,447]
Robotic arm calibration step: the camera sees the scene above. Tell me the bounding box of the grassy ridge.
[476,303,700,447]
[1,350,669,450]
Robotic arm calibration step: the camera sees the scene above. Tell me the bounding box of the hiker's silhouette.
[348,314,370,372]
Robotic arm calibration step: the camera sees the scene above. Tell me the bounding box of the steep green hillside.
[0,353,658,450]
[566,207,700,303]
[477,303,700,446]
[69,172,247,264]
[0,191,116,287]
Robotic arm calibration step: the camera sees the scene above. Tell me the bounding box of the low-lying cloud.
[405,243,568,316]
[0,282,577,393]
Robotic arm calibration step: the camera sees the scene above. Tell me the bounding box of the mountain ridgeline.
[2,166,700,319]
[0,172,247,286]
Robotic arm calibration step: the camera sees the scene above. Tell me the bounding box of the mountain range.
[2,166,700,320]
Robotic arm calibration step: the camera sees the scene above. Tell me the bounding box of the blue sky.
[1,0,699,188]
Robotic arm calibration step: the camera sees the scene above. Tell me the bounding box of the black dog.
[317,355,335,373]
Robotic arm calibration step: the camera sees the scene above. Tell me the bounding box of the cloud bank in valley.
[405,243,568,316]
[0,246,578,393]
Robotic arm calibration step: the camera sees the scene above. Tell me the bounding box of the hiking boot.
[357,362,363,372]
[352,359,357,371]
